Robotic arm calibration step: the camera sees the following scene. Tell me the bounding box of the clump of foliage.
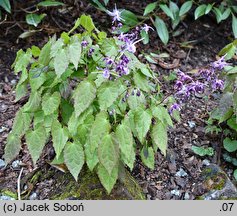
[91,0,237,44]
[207,39,237,180]
[0,0,64,27]
[4,15,173,193]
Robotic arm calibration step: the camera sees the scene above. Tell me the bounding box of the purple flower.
[169,103,181,114]
[88,48,94,56]
[118,23,123,28]
[211,55,228,70]
[174,80,183,90]
[81,40,88,47]
[212,79,224,90]
[199,68,214,81]
[104,57,114,65]
[103,68,110,79]
[178,70,192,82]
[107,5,124,23]
[121,54,129,64]
[141,24,154,33]
[193,81,204,93]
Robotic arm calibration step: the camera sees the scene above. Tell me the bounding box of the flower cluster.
[94,5,153,79]
[169,57,227,114]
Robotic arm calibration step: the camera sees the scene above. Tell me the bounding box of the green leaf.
[11,109,32,137]
[0,0,11,13]
[192,146,214,156]
[31,45,41,57]
[222,8,231,21]
[227,117,237,131]
[133,71,150,92]
[159,4,174,20]
[152,105,173,127]
[25,126,47,164]
[121,10,139,26]
[68,107,93,136]
[219,43,236,60]
[29,69,47,91]
[90,0,106,11]
[127,89,146,110]
[154,16,169,45]
[210,93,233,123]
[61,99,74,124]
[213,7,222,23]
[68,36,81,70]
[232,15,237,38]
[79,14,95,32]
[169,1,179,15]
[26,13,46,27]
[97,164,118,194]
[73,80,96,117]
[54,48,69,78]
[101,38,118,57]
[234,169,237,181]
[140,66,153,78]
[151,122,168,156]
[179,1,192,17]
[140,30,149,45]
[144,2,157,16]
[194,4,207,20]
[51,120,68,158]
[141,146,155,170]
[42,92,61,115]
[39,40,52,66]
[24,91,41,112]
[98,81,126,111]
[64,141,84,181]
[50,38,64,58]
[205,4,213,14]
[98,134,119,175]
[85,112,110,171]
[37,1,64,7]
[103,0,109,6]
[15,81,28,102]
[115,123,135,170]
[13,49,32,74]
[223,138,237,152]
[134,108,152,143]
[4,133,21,164]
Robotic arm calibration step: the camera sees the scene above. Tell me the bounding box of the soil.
[0,0,236,200]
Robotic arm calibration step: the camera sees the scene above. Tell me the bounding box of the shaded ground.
[0,0,236,199]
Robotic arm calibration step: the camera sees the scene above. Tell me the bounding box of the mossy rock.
[196,164,237,200]
[16,165,144,200]
[49,167,145,200]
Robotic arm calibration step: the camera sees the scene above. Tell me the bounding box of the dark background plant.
[90,0,237,45]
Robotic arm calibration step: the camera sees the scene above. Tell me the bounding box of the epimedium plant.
[4,14,173,194]
[206,39,237,180]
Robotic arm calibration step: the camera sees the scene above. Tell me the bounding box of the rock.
[0,159,5,169]
[29,192,37,200]
[35,167,144,200]
[202,159,210,166]
[184,192,190,200]
[188,121,196,128]
[196,164,237,200]
[12,160,20,168]
[0,195,15,200]
[171,189,180,196]
[0,126,7,133]
[175,168,188,177]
